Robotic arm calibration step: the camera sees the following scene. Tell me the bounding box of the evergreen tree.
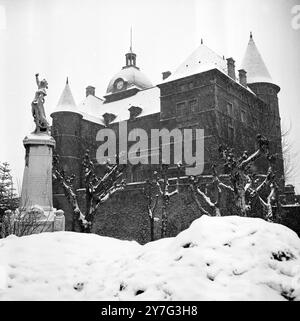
[0,162,19,216]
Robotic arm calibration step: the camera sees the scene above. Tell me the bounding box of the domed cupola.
[105,35,153,102]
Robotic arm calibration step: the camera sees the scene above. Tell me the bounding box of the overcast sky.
[0,0,300,193]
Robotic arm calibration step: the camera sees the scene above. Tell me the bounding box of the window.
[178,84,186,92]
[227,102,233,117]
[228,126,235,141]
[189,99,198,113]
[176,102,186,117]
[241,110,246,123]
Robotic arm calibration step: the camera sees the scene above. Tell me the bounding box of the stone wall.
[53,179,300,244]
[54,182,204,244]
[277,205,300,237]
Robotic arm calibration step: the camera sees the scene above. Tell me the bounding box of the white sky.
[0,0,300,193]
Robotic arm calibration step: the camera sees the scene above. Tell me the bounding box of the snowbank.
[0,215,300,301]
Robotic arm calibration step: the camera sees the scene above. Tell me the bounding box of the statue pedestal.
[19,132,65,234]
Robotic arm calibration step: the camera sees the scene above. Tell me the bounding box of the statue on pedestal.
[31,73,50,134]
[16,74,65,235]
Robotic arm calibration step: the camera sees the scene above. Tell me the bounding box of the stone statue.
[31,73,50,134]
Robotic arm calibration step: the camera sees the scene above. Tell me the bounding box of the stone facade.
[52,68,284,187]
[51,35,295,241]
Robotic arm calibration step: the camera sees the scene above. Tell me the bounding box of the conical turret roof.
[241,33,273,84]
[52,78,81,114]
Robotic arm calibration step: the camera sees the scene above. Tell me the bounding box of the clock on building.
[116,79,124,90]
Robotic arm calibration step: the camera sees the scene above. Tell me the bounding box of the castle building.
[51,33,284,235]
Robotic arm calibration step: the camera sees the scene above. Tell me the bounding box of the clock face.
[116,80,124,90]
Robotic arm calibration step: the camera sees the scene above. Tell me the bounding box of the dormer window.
[102,113,117,126]
[128,106,143,120]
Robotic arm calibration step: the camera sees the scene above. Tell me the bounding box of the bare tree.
[0,207,53,238]
[188,167,226,217]
[142,178,159,241]
[189,134,280,221]
[152,164,181,239]
[52,150,126,233]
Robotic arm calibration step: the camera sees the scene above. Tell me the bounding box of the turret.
[50,78,83,191]
[241,32,283,181]
[241,32,280,115]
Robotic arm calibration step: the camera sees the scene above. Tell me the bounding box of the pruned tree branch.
[53,151,126,233]
[153,163,181,239]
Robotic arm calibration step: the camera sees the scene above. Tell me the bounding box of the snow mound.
[0,215,300,301]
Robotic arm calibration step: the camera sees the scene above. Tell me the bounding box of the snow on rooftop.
[0,215,300,300]
[52,81,81,115]
[241,34,273,84]
[161,43,256,95]
[164,43,227,83]
[78,86,160,125]
[106,66,153,94]
[77,94,104,124]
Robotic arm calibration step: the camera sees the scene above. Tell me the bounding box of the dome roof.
[106,66,153,94]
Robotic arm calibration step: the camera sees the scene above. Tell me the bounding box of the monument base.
[18,132,65,235]
[17,206,65,235]
[2,207,65,237]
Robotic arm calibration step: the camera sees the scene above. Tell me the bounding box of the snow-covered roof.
[241,34,273,84]
[54,80,79,113]
[164,43,228,83]
[78,94,104,124]
[77,86,160,125]
[52,80,81,115]
[106,66,153,94]
[161,42,255,95]
[55,38,271,124]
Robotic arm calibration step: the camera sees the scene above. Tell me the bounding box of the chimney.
[162,71,171,80]
[238,69,247,87]
[226,57,236,80]
[86,86,95,97]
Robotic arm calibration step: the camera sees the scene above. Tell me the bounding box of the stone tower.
[51,79,83,190]
[241,32,284,180]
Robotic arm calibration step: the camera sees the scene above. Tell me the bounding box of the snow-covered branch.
[53,151,126,233]
[143,179,160,241]
[188,176,219,216]
[153,163,182,239]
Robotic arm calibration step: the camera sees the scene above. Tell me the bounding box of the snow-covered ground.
[0,215,300,301]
